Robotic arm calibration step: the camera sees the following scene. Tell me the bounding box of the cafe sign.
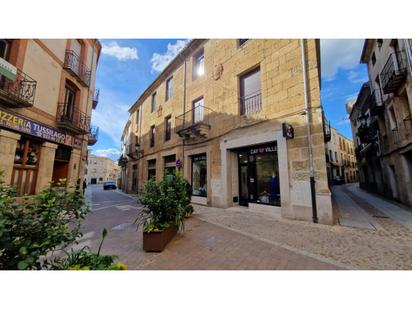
[0,57,17,82]
[0,108,81,148]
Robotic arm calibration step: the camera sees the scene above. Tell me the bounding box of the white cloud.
[320,39,365,79]
[150,39,189,73]
[93,148,121,158]
[91,89,130,145]
[101,41,138,61]
[347,70,367,84]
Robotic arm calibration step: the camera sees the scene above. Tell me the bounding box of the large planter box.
[143,224,178,252]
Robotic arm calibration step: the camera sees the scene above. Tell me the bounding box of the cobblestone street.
[80,184,412,270]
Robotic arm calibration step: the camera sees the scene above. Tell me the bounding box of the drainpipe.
[180,55,187,169]
[300,39,318,224]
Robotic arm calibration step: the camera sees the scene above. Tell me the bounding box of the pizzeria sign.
[0,108,81,147]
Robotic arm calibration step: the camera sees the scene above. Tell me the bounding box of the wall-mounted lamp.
[377,39,383,50]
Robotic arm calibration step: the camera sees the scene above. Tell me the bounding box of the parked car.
[103,181,117,190]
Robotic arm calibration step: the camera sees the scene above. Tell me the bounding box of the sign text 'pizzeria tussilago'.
[0,108,80,147]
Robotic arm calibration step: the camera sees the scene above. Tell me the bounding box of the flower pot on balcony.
[143,224,178,252]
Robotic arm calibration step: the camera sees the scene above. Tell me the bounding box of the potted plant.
[135,172,192,252]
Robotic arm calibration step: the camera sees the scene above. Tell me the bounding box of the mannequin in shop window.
[269,172,279,204]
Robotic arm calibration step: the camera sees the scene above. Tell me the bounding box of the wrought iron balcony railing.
[88,126,99,145]
[322,111,331,143]
[118,155,128,167]
[92,88,99,109]
[380,50,408,94]
[0,68,37,107]
[63,50,91,87]
[369,89,385,117]
[175,105,212,139]
[240,91,262,115]
[56,102,90,135]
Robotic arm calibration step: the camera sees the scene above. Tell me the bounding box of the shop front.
[236,142,280,207]
[0,107,81,195]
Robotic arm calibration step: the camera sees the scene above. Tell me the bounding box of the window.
[164,155,176,179]
[150,125,155,147]
[371,52,376,66]
[335,151,338,162]
[151,92,157,113]
[193,49,204,80]
[0,39,12,60]
[240,67,261,115]
[191,154,207,197]
[148,159,156,180]
[238,39,249,47]
[12,138,41,196]
[192,97,204,123]
[136,109,139,127]
[329,150,333,162]
[63,83,77,120]
[165,115,172,141]
[165,77,173,101]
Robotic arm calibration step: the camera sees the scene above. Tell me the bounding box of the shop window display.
[191,154,207,197]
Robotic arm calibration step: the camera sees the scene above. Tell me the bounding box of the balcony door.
[240,67,261,115]
[193,97,204,123]
[64,84,76,121]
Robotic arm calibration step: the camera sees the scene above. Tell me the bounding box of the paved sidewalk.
[78,186,340,270]
[78,185,412,270]
[345,184,412,231]
[332,185,383,230]
[193,204,412,270]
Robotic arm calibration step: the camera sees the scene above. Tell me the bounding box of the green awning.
[0,57,17,82]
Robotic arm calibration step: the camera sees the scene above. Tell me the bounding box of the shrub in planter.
[135,171,192,251]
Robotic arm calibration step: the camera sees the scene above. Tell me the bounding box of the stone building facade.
[121,39,333,224]
[325,126,358,185]
[85,155,120,184]
[349,39,412,207]
[0,39,100,195]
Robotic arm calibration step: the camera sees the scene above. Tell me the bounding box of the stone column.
[0,129,21,184]
[35,142,58,193]
[67,148,81,191]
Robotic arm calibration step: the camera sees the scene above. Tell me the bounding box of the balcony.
[92,88,99,109]
[126,143,143,159]
[0,68,36,107]
[322,112,331,143]
[63,50,91,87]
[118,155,128,167]
[240,91,262,115]
[175,105,212,140]
[369,90,385,117]
[88,126,99,146]
[56,102,90,135]
[380,51,408,94]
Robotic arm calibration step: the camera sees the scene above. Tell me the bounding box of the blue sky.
[90,39,369,160]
